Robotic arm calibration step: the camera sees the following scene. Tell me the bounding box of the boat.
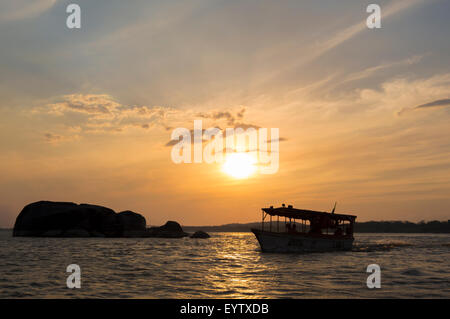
[251,204,356,253]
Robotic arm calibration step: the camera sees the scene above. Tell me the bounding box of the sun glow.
[222,153,257,179]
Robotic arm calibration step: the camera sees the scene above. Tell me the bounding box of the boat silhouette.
[251,204,356,253]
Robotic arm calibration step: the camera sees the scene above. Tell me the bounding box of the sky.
[1,0,450,227]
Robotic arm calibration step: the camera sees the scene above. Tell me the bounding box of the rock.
[12,201,191,239]
[190,231,210,239]
[63,228,91,237]
[146,221,189,238]
[117,210,147,237]
[118,211,146,229]
[41,230,63,237]
[13,201,147,238]
[159,221,184,233]
[90,231,106,238]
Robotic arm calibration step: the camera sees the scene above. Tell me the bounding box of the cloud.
[165,108,263,147]
[342,55,425,84]
[258,0,429,87]
[165,139,181,147]
[415,99,450,109]
[310,0,427,60]
[197,107,247,126]
[39,94,169,121]
[44,132,61,142]
[32,94,173,141]
[398,98,450,116]
[43,132,79,144]
[197,107,260,130]
[290,54,427,101]
[0,0,58,22]
[165,128,214,147]
[339,72,450,117]
[34,95,263,146]
[266,137,288,143]
[165,128,286,150]
[45,94,122,117]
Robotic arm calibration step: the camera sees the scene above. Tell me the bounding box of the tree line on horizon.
[354,220,450,233]
[183,220,450,233]
[1,220,449,233]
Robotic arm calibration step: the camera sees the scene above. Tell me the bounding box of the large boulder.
[190,230,210,239]
[146,221,188,238]
[13,201,147,237]
[117,211,147,237]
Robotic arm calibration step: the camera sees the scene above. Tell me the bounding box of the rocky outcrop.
[146,221,189,238]
[13,201,147,237]
[117,210,147,237]
[190,230,210,238]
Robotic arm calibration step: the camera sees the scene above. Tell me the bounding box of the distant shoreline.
[183,220,450,234]
[2,220,449,234]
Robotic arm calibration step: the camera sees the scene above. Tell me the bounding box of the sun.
[222,152,257,179]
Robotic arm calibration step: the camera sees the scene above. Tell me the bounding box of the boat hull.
[251,228,354,253]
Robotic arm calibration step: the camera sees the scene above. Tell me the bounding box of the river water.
[0,231,448,298]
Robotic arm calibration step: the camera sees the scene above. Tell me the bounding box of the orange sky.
[1,0,450,227]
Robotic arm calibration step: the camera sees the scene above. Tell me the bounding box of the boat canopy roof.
[262,206,356,222]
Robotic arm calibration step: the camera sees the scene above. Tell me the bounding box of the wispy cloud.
[258,0,429,87]
[0,0,58,22]
[342,55,425,84]
[286,54,426,100]
[307,0,427,62]
[415,99,450,109]
[398,97,450,116]
[397,97,450,116]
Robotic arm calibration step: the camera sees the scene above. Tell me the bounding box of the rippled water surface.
[0,231,449,298]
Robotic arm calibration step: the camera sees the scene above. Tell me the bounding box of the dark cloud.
[265,137,288,143]
[166,107,262,146]
[197,108,251,127]
[165,129,286,150]
[165,139,179,147]
[43,132,79,144]
[415,99,450,109]
[44,132,62,142]
[164,129,218,147]
[398,98,450,116]
[212,111,234,123]
[236,108,245,119]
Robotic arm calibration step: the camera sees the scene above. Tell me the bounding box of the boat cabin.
[260,204,356,239]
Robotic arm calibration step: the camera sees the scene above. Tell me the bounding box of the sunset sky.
[1,0,450,227]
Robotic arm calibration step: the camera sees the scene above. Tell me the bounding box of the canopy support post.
[277,215,279,232]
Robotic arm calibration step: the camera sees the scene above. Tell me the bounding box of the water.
[0,230,449,298]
